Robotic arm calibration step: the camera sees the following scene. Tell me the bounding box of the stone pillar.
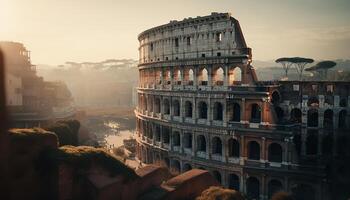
[224,65,229,88]
[221,136,226,162]
[169,131,173,151]
[301,128,307,156]
[180,97,183,119]
[206,134,210,159]
[240,135,245,165]
[319,110,324,129]
[180,130,184,153]
[160,126,163,148]
[192,132,196,156]
[223,100,227,127]
[180,67,184,86]
[261,175,267,200]
[241,98,246,123]
[261,137,266,162]
[208,65,212,88]
[240,174,245,193]
[194,66,198,88]
[318,129,323,156]
[207,97,212,125]
[193,97,196,122]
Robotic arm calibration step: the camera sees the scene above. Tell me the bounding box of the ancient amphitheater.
[135,13,349,200]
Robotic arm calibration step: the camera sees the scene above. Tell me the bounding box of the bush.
[196,186,245,200]
[45,120,80,146]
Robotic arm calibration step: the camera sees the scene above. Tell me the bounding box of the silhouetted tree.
[290,57,314,80]
[276,57,293,79]
[306,61,336,80]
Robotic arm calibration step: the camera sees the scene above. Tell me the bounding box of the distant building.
[135,13,350,200]
[5,73,22,106]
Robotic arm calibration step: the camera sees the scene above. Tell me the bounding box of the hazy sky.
[1,0,349,65]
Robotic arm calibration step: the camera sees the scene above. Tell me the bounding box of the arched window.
[156,70,162,84]
[339,110,347,129]
[213,102,223,121]
[171,160,181,175]
[246,177,260,200]
[198,68,208,85]
[274,106,284,123]
[268,179,283,199]
[198,101,208,119]
[173,100,180,116]
[250,104,261,123]
[212,137,222,155]
[148,97,153,112]
[228,174,240,191]
[307,96,319,107]
[154,98,161,113]
[172,131,180,146]
[229,67,241,85]
[291,184,315,200]
[307,109,318,127]
[197,135,206,152]
[271,91,281,105]
[290,108,302,123]
[184,101,193,118]
[183,132,192,149]
[306,130,318,155]
[228,138,240,158]
[214,67,224,86]
[183,163,192,172]
[155,126,161,142]
[162,127,170,144]
[228,102,240,122]
[174,69,181,85]
[188,69,194,85]
[165,70,171,85]
[248,141,260,160]
[268,143,283,163]
[163,99,170,115]
[339,98,347,107]
[144,96,148,111]
[212,170,222,184]
[323,109,333,129]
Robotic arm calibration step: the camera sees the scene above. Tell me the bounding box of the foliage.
[9,128,57,141]
[196,186,245,200]
[305,60,337,80]
[45,120,80,146]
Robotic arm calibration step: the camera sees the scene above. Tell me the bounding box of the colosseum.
[135,12,349,200]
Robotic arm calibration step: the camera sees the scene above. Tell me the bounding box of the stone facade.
[135,13,349,200]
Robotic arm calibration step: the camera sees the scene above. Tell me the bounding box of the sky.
[0,0,350,65]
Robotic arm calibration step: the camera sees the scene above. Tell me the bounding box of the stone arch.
[155,125,161,142]
[268,143,283,163]
[248,141,260,160]
[213,67,224,86]
[338,109,347,129]
[213,102,223,121]
[228,138,240,158]
[162,127,170,144]
[307,109,318,127]
[198,101,208,119]
[163,98,170,115]
[174,68,181,85]
[184,68,194,85]
[212,170,222,184]
[246,176,260,200]
[154,97,161,113]
[250,103,261,123]
[183,132,193,149]
[271,90,281,105]
[228,173,240,190]
[290,108,302,123]
[228,102,240,122]
[171,159,181,174]
[274,106,284,123]
[229,67,242,85]
[183,163,192,172]
[173,99,180,116]
[172,131,180,146]
[323,109,333,129]
[307,96,319,107]
[339,98,347,107]
[184,100,193,118]
[306,130,318,155]
[212,136,222,155]
[197,135,206,152]
[164,69,171,84]
[198,68,208,85]
[143,96,148,111]
[291,184,316,200]
[148,96,153,112]
[268,179,283,199]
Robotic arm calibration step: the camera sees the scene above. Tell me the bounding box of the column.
[261,137,266,163]
[193,66,198,88]
[224,65,229,88]
[206,134,210,159]
[241,98,246,123]
[180,130,184,153]
[180,67,184,86]
[207,97,211,125]
[192,132,196,156]
[223,100,227,127]
[222,136,226,162]
[240,135,245,165]
[208,65,212,88]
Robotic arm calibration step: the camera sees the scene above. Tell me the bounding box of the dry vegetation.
[196,186,245,200]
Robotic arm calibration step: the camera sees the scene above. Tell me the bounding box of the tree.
[290,57,314,80]
[275,57,293,79]
[305,61,336,80]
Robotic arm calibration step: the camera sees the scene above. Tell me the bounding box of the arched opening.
[183,163,192,172]
[143,96,148,111]
[212,171,222,184]
[164,69,171,85]
[183,132,192,149]
[268,143,283,163]
[156,70,162,84]
[307,96,319,107]
[228,138,240,158]
[148,97,153,112]
[155,126,161,142]
[271,91,281,105]
[322,133,333,155]
[213,102,223,121]
[228,102,240,122]
[188,69,194,85]
[162,127,170,144]
[229,67,241,85]
[250,104,261,123]
[246,177,260,200]
[228,174,240,191]
[198,101,208,119]
[291,184,315,200]
[197,135,206,152]
[293,133,302,156]
[268,179,283,199]
[323,109,333,129]
[274,106,284,123]
[172,131,180,146]
[164,99,170,115]
[306,130,318,155]
[212,137,222,155]
[173,100,180,116]
[339,110,347,129]
[185,101,193,118]
[171,160,181,175]
[307,109,318,127]
[339,98,347,107]
[214,67,224,86]
[154,98,161,113]
[248,141,260,160]
[174,69,181,85]
[198,68,208,85]
[290,108,302,123]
